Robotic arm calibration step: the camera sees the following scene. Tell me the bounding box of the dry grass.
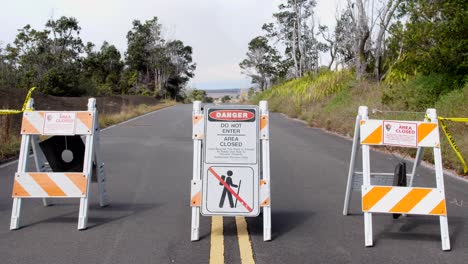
[98,100,177,128]
[0,135,22,161]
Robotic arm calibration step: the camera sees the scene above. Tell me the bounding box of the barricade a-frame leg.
[93,111,109,208]
[10,98,35,230]
[428,109,451,251]
[191,101,203,241]
[359,107,374,247]
[343,114,361,215]
[77,98,97,230]
[10,134,32,230]
[260,101,271,241]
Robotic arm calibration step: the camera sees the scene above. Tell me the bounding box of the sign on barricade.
[10,98,109,230]
[342,106,450,250]
[190,101,271,241]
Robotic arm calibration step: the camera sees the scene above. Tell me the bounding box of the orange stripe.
[29,173,66,196]
[191,191,201,206]
[64,173,87,194]
[261,197,270,206]
[362,186,392,211]
[12,180,31,197]
[77,112,93,130]
[389,188,432,213]
[193,115,202,125]
[429,200,447,215]
[362,125,382,144]
[360,120,366,125]
[418,123,437,143]
[21,115,40,134]
[260,115,268,130]
[260,179,267,186]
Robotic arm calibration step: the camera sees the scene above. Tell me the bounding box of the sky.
[0,0,342,90]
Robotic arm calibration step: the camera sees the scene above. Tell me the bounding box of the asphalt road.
[0,104,467,264]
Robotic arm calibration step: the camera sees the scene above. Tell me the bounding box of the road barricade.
[10,98,109,230]
[190,101,271,241]
[343,106,450,250]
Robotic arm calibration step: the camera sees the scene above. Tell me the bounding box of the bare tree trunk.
[291,21,300,78]
[355,0,370,80]
[294,0,304,77]
[374,0,401,80]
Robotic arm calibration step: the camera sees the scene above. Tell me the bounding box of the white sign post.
[190,102,271,241]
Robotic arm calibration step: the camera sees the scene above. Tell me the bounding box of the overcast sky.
[0,0,342,90]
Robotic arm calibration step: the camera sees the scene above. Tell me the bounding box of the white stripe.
[410,189,443,215]
[368,187,411,212]
[15,173,48,197]
[75,115,92,134]
[47,173,83,197]
[25,112,44,133]
[360,120,381,142]
[418,126,439,147]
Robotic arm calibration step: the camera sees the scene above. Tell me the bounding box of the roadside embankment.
[253,70,468,176]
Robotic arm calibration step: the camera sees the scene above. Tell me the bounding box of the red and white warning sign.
[201,106,260,216]
[382,121,417,147]
[43,112,77,135]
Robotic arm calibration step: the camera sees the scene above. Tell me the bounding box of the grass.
[253,70,468,176]
[98,100,176,128]
[0,100,177,161]
[0,135,22,161]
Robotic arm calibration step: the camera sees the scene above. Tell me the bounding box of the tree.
[239,36,284,91]
[221,95,231,103]
[125,17,196,98]
[82,41,124,95]
[262,0,318,78]
[374,0,402,80]
[6,16,86,95]
[385,0,468,83]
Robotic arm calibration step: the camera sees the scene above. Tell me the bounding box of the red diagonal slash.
[208,167,253,212]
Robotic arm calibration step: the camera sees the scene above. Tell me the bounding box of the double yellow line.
[209,216,255,264]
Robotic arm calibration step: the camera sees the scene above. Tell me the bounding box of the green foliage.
[0,16,195,99]
[386,0,468,85]
[382,73,460,110]
[221,95,231,103]
[187,89,212,103]
[254,70,353,117]
[255,70,468,174]
[125,17,196,98]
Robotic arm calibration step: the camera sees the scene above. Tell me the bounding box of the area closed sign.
[202,106,260,216]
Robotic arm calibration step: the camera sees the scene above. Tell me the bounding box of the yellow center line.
[235,216,255,264]
[209,216,224,264]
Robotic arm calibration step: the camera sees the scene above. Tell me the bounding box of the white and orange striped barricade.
[10,98,109,230]
[343,106,450,250]
[190,101,271,241]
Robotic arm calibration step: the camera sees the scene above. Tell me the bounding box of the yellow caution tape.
[0,87,36,115]
[438,117,468,123]
[437,116,468,174]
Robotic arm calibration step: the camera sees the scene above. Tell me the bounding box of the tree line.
[0,16,196,99]
[240,0,467,91]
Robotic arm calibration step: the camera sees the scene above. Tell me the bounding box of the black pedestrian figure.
[219,170,239,208]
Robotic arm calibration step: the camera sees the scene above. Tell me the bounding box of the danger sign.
[202,106,259,216]
[205,108,258,164]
